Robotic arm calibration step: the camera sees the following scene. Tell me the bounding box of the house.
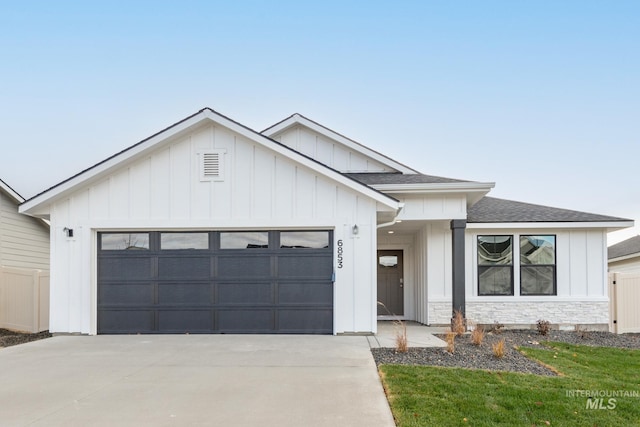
[608,236,640,273]
[19,108,633,334]
[1,178,50,332]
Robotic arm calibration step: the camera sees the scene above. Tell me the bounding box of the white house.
[19,109,633,334]
[608,236,640,273]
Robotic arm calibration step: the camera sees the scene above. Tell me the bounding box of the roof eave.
[467,220,635,230]
[0,179,25,204]
[371,182,495,193]
[20,110,210,216]
[372,182,495,207]
[608,252,640,263]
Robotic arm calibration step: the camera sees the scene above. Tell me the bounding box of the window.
[220,232,268,249]
[379,256,398,268]
[161,233,208,250]
[280,231,329,249]
[477,236,513,295]
[101,233,150,250]
[520,235,556,295]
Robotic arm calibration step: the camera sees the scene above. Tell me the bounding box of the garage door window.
[161,233,209,250]
[220,232,269,249]
[280,231,329,249]
[101,233,150,250]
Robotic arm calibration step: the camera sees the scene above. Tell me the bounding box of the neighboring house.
[19,109,633,335]
[1,178,50,332]
[608,236,640,273]
[1,179,49,270]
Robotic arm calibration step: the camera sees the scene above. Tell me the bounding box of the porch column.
[451,219,466,318]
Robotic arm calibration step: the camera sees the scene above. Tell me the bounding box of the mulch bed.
[371,329,640,376]
[0,328,52,348]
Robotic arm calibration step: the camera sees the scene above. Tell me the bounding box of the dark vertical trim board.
[451,220,466,318]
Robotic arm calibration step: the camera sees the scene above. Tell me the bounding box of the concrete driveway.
[0,335,395,427]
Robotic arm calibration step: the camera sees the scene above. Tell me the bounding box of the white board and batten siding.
[455,227,610,327]
[49,122,381,334]
[394,194,467,221]
[0,190,49,270]
[272,125,396,173]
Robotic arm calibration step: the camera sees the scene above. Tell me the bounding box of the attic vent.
[199,149,226,182]
[203,153,220,177]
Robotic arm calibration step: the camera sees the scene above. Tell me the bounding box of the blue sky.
[1,1,638,243]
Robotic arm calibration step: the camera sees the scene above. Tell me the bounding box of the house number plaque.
[337,239,344,269]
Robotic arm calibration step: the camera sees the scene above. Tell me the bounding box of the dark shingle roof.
[468,197,631,223]
[346,172,471,185]
[608,235,640,260]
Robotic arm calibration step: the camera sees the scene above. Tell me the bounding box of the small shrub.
[377,301,409,353]
[470,325,485,346]
[492,338,506,358]
[575,324,591,340]
[445,331,456,353]
[536,319,551,336]
[395,320,408,353]
[452,310,466,336]
[490,321,504,334]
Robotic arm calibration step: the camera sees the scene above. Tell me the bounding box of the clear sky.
[1,1,638,244]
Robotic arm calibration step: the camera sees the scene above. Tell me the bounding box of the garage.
[97,230,333,334]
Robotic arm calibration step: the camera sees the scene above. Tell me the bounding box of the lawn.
[379,343,640,426]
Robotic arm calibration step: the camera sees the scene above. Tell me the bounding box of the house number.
[337,239,344,269]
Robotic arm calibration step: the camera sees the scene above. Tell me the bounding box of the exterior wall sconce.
[352,224,359,235]
[63,227,74,238]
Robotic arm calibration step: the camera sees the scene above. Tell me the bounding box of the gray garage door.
[98,230,333,334]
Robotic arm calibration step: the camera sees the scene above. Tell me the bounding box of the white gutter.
[371,181,495,194]
[377,203,404,229]
[608,253,640,263]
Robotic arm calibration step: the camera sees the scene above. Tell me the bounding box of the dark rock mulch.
[0,328,52,348]
[371,330,640,376]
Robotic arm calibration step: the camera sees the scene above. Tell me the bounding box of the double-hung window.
[477,236,514,296]
[520,235,556,295]
[477,234,557,296]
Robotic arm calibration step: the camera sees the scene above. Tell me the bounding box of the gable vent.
[199,149,226,182]
[203,152,220,177]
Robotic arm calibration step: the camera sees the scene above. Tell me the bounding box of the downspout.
[376,203,404,229]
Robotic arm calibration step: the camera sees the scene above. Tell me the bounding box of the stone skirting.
[427,300,609,327]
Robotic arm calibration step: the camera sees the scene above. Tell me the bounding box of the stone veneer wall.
[428,301,609,326]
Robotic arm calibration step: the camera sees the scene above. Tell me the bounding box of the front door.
[377,250,403,316]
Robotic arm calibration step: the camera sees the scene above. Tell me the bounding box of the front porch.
[376,219,464,326]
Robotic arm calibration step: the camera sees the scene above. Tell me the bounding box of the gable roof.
[261,113,419,175]
[608,235,640,260]
[0,178,24,203]
[468,197,632,225]
[20,108,400,217]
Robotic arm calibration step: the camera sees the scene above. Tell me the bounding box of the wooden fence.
[0,266,49,333]
[609,272,640,334]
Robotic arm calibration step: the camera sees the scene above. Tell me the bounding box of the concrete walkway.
[0,335,396,427]
[368,321,448,349]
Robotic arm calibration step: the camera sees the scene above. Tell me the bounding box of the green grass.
[379,343,640,426]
